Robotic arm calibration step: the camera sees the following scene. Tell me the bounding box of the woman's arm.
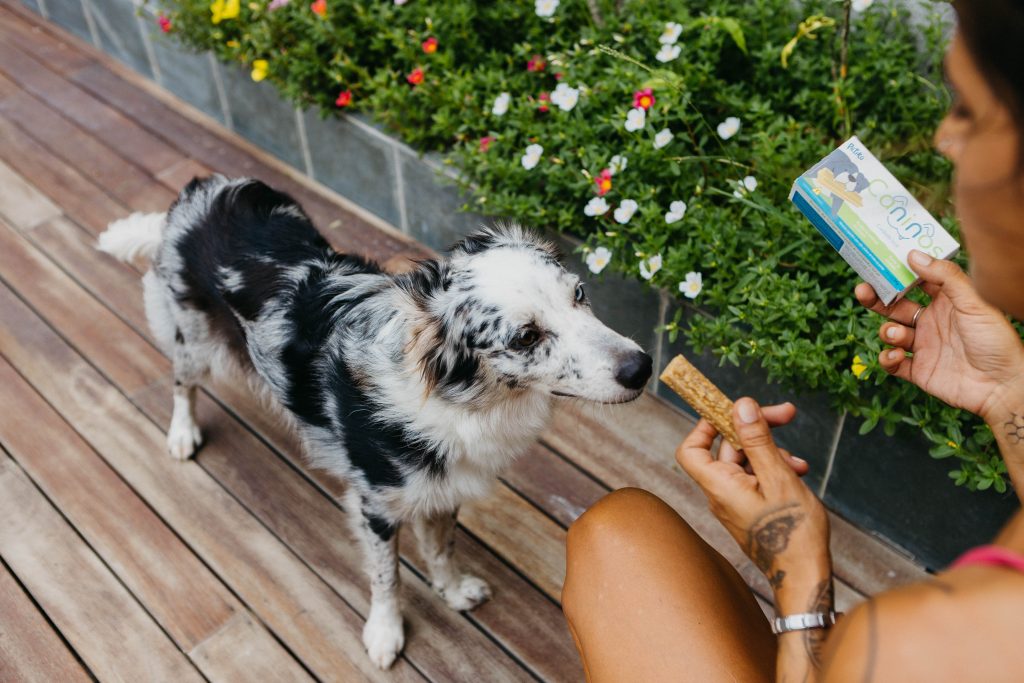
[677,400,834,683]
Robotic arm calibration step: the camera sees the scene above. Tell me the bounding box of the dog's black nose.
[615,350,653,390]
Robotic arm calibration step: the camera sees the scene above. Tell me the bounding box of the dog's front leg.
[346,490,404,669]
[412,508,492,611]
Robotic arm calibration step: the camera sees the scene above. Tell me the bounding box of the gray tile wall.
[53,0,1007,568]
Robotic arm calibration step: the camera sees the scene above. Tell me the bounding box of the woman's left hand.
[676,397,831,609]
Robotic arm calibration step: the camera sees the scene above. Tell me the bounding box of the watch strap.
[772,610,839,635]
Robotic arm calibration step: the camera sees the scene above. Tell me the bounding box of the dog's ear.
[449,222,560,263]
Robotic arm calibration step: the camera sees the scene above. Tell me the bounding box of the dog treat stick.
[659,354,742,450]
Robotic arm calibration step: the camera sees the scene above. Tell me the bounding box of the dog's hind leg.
[345,489,404,669]
[412,508,492,611]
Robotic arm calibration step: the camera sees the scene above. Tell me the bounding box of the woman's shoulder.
[820,566,1024,682]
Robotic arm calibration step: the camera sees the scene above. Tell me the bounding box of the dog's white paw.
[363,606,404,669]
[166,420,202,461]
[439,574,492,611]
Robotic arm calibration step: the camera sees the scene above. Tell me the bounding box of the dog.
[97,175,652,669]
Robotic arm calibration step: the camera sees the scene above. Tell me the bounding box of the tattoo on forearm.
[803,578,835,670]
[1004,413,1024,444]
[747,503,804,589]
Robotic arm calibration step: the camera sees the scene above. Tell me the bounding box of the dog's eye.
[574,283,587,305]
[510,327,541,351]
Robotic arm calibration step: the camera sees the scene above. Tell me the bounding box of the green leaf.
[718,18,747,54]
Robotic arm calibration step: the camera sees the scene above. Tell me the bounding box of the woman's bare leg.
[563,488,776,683]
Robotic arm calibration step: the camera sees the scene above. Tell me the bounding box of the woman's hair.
[954,0,1024,164]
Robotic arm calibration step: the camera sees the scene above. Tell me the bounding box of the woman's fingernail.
[888,349,901,361]
[792,456,807,465]
[737,398,760,424]
[886,326,898,341]
[909,250,932,267]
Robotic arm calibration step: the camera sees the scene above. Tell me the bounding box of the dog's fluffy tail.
[97,212,166,262]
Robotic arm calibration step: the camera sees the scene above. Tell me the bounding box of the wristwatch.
[771,610,840,635]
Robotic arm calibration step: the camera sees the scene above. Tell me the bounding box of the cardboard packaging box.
[789,136,959,304]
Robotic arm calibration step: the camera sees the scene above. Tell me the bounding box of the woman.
[562,2,1024,680]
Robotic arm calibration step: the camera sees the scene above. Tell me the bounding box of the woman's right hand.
[856,249,1024,423]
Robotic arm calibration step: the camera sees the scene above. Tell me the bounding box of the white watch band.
[772,610,839,635]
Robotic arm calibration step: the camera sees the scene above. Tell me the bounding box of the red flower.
[554,72,563,81]
[526,54,546,72]
[478,136,495,152]
[406,68,425,86]
[310,0,326,17]
[537,92,550,113]
[633,88,655,111]
[335,89,352,107]
[595,169,612,196]
[422,37,438,54]
[157,13,172,32]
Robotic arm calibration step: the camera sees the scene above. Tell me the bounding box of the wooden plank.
[0,219,169,394]
[189,611,314,683]
[0,82,177,209]
[0,20,184,175]
[0,562,92,683]
[0,454,204,682]
[0,3,93,73]
[157,158,213,191]
[0,285,423,683]
[502,443,609,529]
[0,357,237,649]
[0,157,61,230]
[0,115,125,234]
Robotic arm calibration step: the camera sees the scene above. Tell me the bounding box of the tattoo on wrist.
[746,503,804,591]
[803,578,835,670]
[1004,413,1024,444]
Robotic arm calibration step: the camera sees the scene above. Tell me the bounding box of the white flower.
[609,154,628,174]
[665,200,687,224]
[639,254,663,280]
[679,271,703,299]
[659,21,682,45]
[732,175,758,198]
[521,144,544,170]
[613,199,638,224]
[653,128,674,149]
[492,92,511,116]
[852,0,873,12]
[716,116,741,140]
[586,246,612,274]
[535,0,559,18]
[624,107,646,132]
[584,197,609,217]
[393,0,407,4]
[550,83,580,111]
[656,43,681,63]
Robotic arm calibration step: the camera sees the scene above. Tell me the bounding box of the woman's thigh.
[563,488,776,683]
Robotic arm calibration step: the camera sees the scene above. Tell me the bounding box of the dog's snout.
[614,350,652,390]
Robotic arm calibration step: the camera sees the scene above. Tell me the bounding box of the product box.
[789,136,959,305]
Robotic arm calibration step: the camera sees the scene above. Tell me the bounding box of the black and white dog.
[98,175,652,668]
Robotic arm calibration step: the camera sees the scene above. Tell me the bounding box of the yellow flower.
[210,0,240,24]
[226,39,240,48]
[851,354,868,379]
[250,59,269,81]
[947,440,958,449]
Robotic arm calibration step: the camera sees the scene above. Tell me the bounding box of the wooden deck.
[0,3,930,681]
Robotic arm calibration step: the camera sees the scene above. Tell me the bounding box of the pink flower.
[537,92,550,113]
[594,168,612,196]
[406,68,424,86]
[478,136,495,152]
[157,13,171,32]
[310,0,326,17]
[422,37,438,54]
[268,0,290,9]
[335,90,352,107]
[554,72,563,81]
[632,88,655,111]
[526,54,546,72]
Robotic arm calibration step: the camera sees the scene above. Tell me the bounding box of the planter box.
[37,0,1016,570]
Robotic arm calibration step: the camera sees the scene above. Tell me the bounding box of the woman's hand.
[676,397,831,611]
[857,249,1024,423]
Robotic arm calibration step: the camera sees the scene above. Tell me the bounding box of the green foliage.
[157,0,1017,493]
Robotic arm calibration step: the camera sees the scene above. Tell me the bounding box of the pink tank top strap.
[950,544,1024,572]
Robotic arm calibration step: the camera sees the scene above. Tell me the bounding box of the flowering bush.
[158,0,1018,493]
